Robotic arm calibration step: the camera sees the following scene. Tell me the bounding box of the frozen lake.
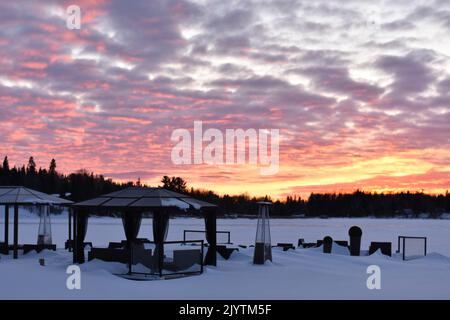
[1,210,450,299]
[2,211,450,256]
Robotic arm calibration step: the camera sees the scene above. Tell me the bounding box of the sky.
[1,0,450,199]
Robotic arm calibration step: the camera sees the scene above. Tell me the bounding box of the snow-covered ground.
[1,208,450,299]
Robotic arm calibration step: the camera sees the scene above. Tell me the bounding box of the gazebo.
[0,186,73,258]
[71,187,218,275]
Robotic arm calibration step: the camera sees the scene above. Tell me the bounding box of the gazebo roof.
[72,187,216,210]
[0,186,73,205]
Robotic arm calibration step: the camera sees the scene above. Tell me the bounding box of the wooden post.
[4,205,9,247]
[68,209,72,252]
[13,204,18,259]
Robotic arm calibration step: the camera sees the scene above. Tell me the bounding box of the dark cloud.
[205,8,253,33]
[381,20,416,31]
[296,66,384,102]
[376,53,434,95]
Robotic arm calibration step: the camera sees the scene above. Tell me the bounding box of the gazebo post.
[4,204,9,248]
[122,210,132,275]
[13,204,19,259]
[68,208,72,252]
[156,211,164,277]
[72,209,78,263]
[74,211,88,264]
[204,208,217,266]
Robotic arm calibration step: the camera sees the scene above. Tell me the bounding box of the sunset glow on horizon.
[1,0,450,199]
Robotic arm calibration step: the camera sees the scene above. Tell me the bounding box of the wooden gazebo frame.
[71,187,218,268]
[0,186,73,259]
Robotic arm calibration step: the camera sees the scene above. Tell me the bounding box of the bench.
[132,248,202,273]
[216,245,239,260]
[317,240,348,247]
[0,242,7,254]
[275,243,295,251]
[173,249,202,270]
[65,240,93,250]
[23,244,57,254]
[335,241,349,247]
[298,239,317,248]
[88,247,131,263]
[131,248,155,270]
[108,242,124,249]
[301,242,318,248]
[106,238,152,249]
[369,242,392,257]
[121,238,151,246]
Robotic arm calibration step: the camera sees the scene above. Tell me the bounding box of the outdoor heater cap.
[348,226,362,237]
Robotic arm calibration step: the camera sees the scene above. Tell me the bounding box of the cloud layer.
[1,0,450,198]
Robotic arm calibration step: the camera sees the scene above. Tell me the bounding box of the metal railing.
[397,236,427,260]
[183,229,231,244]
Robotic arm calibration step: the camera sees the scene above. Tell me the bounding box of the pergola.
[71,187,218,267]
[0,186,73,258]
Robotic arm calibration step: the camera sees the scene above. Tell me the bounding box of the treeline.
[187,188,450,218]
[0,156,127,202]
[306,191,450,218]
[1,156,449,217]
[160,176,450,218]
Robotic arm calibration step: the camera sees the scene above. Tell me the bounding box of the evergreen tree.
[49,159,57,174]
[27,156,36,174]
[173,176,187,193]
[161,176,171,188]
[161,176,187,193]
[3,156,9,171]
[48,159,58,194]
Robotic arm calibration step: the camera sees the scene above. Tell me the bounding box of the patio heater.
[37,205,52,245]
[253,202,272,264]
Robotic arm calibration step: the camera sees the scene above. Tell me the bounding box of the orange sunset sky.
[1,0,450,199]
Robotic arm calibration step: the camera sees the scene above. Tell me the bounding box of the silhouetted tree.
[27,156,36,174]
[3,156,9,172]
[161,176,171,188]
[161,176,187,193]
[49,159,56,174]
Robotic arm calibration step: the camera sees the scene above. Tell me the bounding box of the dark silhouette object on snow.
[349,226,362,256]
[323,236,333,253]
[334,240,348,247]
[369,242,392,256]
[276,243,295,251]
[217,245,239,259]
